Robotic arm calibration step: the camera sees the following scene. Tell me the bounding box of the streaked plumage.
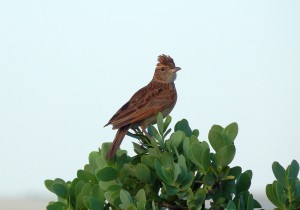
[105,54,181,158]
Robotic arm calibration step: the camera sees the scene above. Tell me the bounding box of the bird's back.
[105,81,177,129]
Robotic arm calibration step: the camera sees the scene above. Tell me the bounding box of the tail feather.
[106,125,130,159]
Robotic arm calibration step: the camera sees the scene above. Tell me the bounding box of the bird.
[104,54,181,159]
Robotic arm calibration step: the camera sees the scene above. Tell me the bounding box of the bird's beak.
[173,67,181,72]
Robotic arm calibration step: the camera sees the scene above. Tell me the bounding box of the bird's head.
[153,54,181,83]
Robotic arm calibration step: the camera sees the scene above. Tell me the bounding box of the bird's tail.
[106,125,130,159]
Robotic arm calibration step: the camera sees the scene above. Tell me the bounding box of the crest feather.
[157,54,175,68]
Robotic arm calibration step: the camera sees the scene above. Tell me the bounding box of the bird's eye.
[161,67,165,71]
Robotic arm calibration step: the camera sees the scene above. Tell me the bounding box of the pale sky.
[1,0,300,199]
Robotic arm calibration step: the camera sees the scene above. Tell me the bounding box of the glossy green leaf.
[157,113,164,136]
[136,163,151,183]
[174,119,193,136]
[192,129,199,137]
[238,195,246,210]
[181,171,194,190]
[46,202,66,210]
[89,197,104,210]
[201,147,211,172]
[266,182,284,208]
[275,181,287,205]
[141,155,156,169]
[246,194,254,210]
[135,189,146,203]
[227,200,237,210]
[96,167,118,181]
[203,172,216,186]
[272,161,287,188]
[155,159,169,183]
[287,159,299,180]
[76,193,84,210]
[161,151,174,169]
[209,129,226,152]
[211,124,223,133]
[189,142,204,168]
[163,115,172,133]
[194,188,206,209]
[44,180,55,192]
[148,124,158,137]
[51,183,69,198]
[120,189,133,205]
[216,145,236,170]
[222,122,238,143]
[81,183,91,196]
[77,170,97,184]
[170,131,184,148]
[236,172,251,194]
[104,190,121,207]
[183,137,190,158]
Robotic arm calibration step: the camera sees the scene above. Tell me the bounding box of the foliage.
[266,160,300,210]
[45,114,262,210]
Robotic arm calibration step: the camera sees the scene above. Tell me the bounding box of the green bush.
[45,114,262,210]
[266,160,300,210]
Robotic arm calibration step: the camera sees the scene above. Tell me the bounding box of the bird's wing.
[106,82,176,129]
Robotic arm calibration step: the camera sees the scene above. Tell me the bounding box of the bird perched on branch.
[104,54,181,159]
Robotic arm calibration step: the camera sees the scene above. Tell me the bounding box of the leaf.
[141,155,156,169]
[246,194,254,210]
[161,151,174,169]
[135,189,146,203]
[104,190,121,207]
[203,172,216,186]
[189,142,204,169]
[75,180,85,198]
[287,159,299,180]
[266,181,286,208]
[136,163,151,183]
[222,122,238,144]
[238,195,246,210]
[46,202,67,210]
[170,131,184,148]
[216,145,236,170]
[272,161,287,189]
[120,189,133,205]
[229,166,242,179]
[227,200,237,210]
[163,115,172,133]
[155,159,169,184]
[44,180,55,192]
[181,171,194,190]
[77,170,97,184]
[194,188,206,209]
[209,129,226,152]
[101,143,111,159]
[183,137,190,158]
[51,183,69,199]
[236,172,251,194]
[275,181,287,205]
[157,113,164,136]
[174,119,193,136]
[192,129,199,137]
[89,151,101,170]
[148,124,158,137]
[96,167,118,181]
[211,124,223,132]
[201,147,211,172]
[89,197,104,210]
[81,183,91,196]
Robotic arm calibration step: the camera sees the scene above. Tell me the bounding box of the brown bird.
[104,54,181,159]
